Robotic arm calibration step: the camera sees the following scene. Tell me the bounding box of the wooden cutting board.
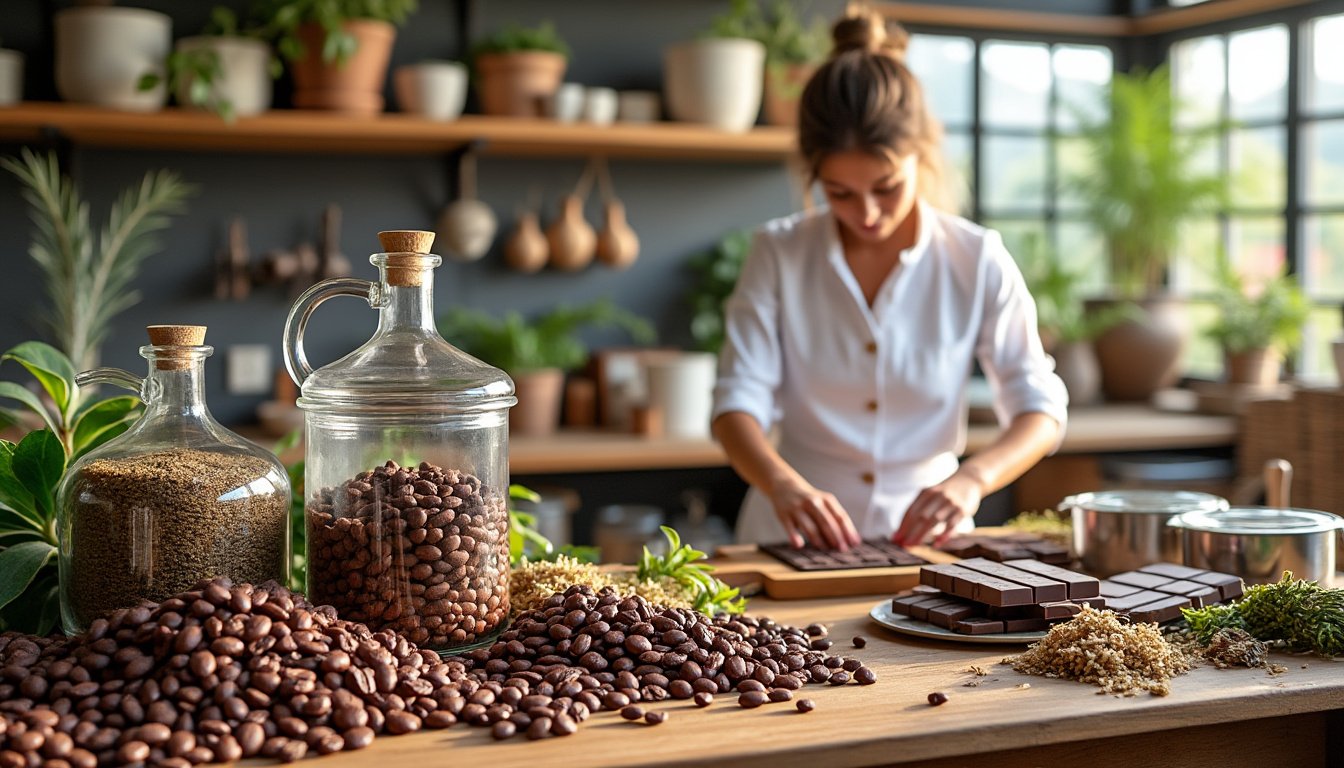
[706,543,958,600]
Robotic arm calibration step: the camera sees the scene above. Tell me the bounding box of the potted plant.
[687,229,752,354]
[55,3,172,112]
[472,21,570,117]
[1,149,194,371]
[138,7,274,121]
[664,0,767,133]
[1023,237,1136,406]
[1068,65,1225,401]
[439,299,655,437]
[1206,258,1310,388]
[757,1,829,127]
[253,0,417,115]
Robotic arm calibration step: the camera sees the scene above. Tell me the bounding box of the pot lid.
[1168,506,1344,535]
[1059,490,1229,515]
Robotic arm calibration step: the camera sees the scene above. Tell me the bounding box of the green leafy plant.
[472,21,570,58]
[687,229,752,354]
[705,0,767,40]
[758,0,829,66]
[1068,65,1225,299]
[1,150,194,372]
[1182,571,1344,657]
[0,343,144,635]
[1205,257,1310,355]
[252,0,418,65]
[440,299,655,374]
[638,526,745,615]
[137,8,261,122]
[1021,235,1138,344]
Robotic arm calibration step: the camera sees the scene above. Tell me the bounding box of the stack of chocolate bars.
[936,532,1070,565]
[759,539,926,571]
[889,559,1244,635]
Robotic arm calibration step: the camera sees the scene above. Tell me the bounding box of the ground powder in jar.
[66,449,288,629]
[1004,606,1192,696]
[306,460,510,650]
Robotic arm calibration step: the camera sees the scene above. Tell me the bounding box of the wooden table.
[300,593,1343,768]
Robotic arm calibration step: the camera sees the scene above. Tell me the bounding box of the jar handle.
[283,277,379,387]
[75,368,153,402]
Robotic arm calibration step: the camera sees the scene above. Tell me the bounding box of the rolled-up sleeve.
[712,230,783,433]
[974,231,1069,449]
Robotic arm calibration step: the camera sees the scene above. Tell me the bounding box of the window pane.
[1302,304,1344,383]
[1171,218,1222,295]
[982,218,1048,267]
[1228,216,1286,282]
[1172,35,1225,128]
[942,130,973,215]
[1305,14,1344,115]
[1303,214,1344,300]
[982,41,1051,129]
[1302,119,1344,207]
[1054,220,1107,294]
[908,34,975,128]
[1228,25,1288,122]
[1054,135,1094,213]
[1053,45,1112,131]
[982,135,1047,211]
[1184,300,1222,379]
[1229,127,1286,209]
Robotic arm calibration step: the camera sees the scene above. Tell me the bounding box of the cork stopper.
[146,325,207,370]
[377,230,437,287]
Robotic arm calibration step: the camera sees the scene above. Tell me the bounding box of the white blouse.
[712,203,1069,544]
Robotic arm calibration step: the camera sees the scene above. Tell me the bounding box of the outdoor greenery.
[1069,65,1225,299]
[472,21,570,58]
[439,299,655,373]
[1021,234,1137,344]
[0,342,143,635]
[1,150,193,372]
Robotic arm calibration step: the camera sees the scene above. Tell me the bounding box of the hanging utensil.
[437,149,497,262]
[546,159,597,271]
[595,157,639,270]
[505,186,549,274]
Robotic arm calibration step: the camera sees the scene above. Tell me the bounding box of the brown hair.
[799,4,949,209]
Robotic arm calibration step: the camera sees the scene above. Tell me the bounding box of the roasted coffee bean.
[693,691,714,707]
[549,713,577,737]
[796,698,816,713]
[343,727,375,751]
[738,691,768,709]
[927,692,948,706]
[644,711,667,725]
[768,689,793,703]
[828,671,851,686]
[851,636,867,648]
[490,721,516,740]
[619,705,644,721]
[525,717,552,740]
[810,638,833,651]
[854,667,877,685]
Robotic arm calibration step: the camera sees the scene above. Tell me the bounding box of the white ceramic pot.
[393,60,467,121]
[175,36,272,117]
[617,90,660,123]
[644,352,717,438]
[663,38,765,133]
[584,87,617,125]
[0,49,23,106]
[56,6,171,111]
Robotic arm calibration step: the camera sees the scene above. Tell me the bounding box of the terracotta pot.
[510,368,565,437]
[763,62,814,127]
[475,51,566,117]
[1091,296,1188,402]
[1053,340,1101,407]
[1224,348,1281,387]
[291,20,395,115]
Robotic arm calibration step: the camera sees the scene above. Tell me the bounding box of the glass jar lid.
[1059,489,1230,515]
[1168,506,1344,535]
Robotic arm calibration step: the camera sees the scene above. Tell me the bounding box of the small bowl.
[1168,506,1343,587]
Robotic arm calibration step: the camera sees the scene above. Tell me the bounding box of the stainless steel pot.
[1168,506,1343,587]
[1061,490,1229,577]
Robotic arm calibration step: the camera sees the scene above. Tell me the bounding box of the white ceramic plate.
[868,600,1047,645]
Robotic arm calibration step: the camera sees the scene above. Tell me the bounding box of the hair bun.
[831,5,909,61]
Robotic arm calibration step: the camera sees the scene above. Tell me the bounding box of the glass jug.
[285,230,515,652]
[57,325,291,634]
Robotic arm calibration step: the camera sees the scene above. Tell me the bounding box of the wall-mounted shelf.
[0,103,798,161]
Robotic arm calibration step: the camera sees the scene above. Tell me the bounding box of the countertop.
[293,592,1342,768]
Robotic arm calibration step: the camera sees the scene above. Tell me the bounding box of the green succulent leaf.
[0,382,60,435]
[0,540,57,610]
[12,430,67,523]
[2,341,77,423]
[71,395,142,460]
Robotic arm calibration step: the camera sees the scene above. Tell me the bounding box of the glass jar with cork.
[284,230,516,652]
[56,325,291,634]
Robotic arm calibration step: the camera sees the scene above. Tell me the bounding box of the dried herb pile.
[1181,572,1344,658]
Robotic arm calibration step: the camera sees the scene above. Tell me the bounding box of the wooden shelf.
[0,102,798,161]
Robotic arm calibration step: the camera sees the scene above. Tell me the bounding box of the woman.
[711,6,1068,551]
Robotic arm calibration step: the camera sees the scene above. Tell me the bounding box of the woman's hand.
[769,478,862,551]
[891,469,986,547]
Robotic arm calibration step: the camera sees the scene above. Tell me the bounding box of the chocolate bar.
[938,533,1070,564]
[1002,559,1101,599]
[919,563,1034,606]
[1096,564,1245,625]
[760,539,926,571]
[954,558,1070,603]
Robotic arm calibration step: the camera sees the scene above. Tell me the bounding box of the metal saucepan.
[1169,507,1342,587]
[1060,489,1230,577]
